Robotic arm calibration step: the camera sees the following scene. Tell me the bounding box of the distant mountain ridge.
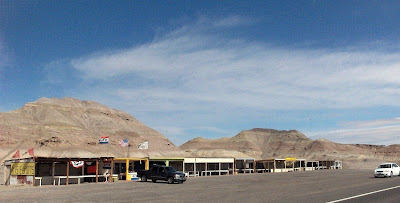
[180,128,400,169]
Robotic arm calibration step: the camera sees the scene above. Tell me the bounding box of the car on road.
[374,163,400,178]
[137,165,186,184]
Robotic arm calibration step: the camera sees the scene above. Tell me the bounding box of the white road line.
[326,185,400,203]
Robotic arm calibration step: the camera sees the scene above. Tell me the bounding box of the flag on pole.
[12,150,20,159]
[119,138,129,147]
[99,136,109,144]
[28,147,34,156]
[138,141,148,150]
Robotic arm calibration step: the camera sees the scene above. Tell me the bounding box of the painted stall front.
[3,158,35,186]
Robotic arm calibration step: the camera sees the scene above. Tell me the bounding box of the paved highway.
[1,169,399,202]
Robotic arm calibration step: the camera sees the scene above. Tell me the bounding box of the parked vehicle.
[374,163,400,178]
[137,165,186,184]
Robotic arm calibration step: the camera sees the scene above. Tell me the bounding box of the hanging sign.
[285,157,297,161]
[11,162,35,175]
[103,160,111,169]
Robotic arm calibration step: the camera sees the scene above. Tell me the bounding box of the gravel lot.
[1,169,399,202]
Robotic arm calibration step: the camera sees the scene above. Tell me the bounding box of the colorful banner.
[70,161,85,168]
[12,150,20,159]
[28,147,34,156]
[99,136,109,144]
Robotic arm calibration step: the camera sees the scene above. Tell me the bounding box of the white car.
[374,163,400,178]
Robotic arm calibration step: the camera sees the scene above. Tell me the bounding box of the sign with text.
[103,160,111,169]
[11,162,35,176]
[285,157,297,161]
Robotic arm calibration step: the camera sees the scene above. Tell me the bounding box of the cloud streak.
[309,118,400,145]
[70,21,400,111]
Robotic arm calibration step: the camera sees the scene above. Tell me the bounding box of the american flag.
[119,138,129,147]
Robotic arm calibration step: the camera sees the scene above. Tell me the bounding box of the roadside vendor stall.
[184,157,234,177]
[235,158,255,174]
[113,157,148,181]
[3,156,115,186]
[149,157,185,172]
[255,158,301,173]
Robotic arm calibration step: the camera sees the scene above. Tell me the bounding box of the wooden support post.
[5,164,10,186]
[273,160,276,173]
[96,159,98,183]
[81,161,85,184]
[110,159,114,182]
[66,160,70,186]
[32,158,36,187]
[126,159,129,181]
[218,163,221,175]
[194,162,196,177]
[205,163,208,176]
[3,164,6,185]
[82,162,85,175]
[233,159,236,175]
[52,162,55,185]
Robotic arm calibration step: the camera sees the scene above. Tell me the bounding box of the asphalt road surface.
[1,169,399,202]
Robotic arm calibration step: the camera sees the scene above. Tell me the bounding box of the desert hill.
[0,97,187,161]
[181,128,400,169]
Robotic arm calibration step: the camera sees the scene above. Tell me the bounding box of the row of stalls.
[3,156,342,186]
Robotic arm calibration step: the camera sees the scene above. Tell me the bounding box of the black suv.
[137,165,187,184]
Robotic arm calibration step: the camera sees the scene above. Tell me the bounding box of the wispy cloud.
[340,118,400,129]
[309,118,400,145]
[71,27,400,111]
[155,126,185,136]
[48,16,400,145]
[193,126,233,134]
[211,16,255,28]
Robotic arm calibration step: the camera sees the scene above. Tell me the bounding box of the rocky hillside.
[0,97,187,161]
[181,128,400,169]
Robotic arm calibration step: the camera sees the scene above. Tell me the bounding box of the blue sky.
[1,1,400,145]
